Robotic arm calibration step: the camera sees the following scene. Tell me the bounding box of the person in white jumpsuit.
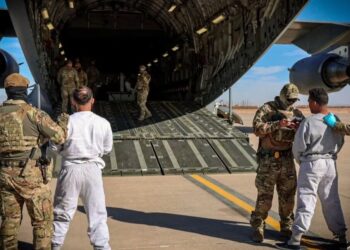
[51,86,113,250]
[276,88,348,250]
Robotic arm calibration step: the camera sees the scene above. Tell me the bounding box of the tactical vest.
[0,104,38,153]
[270,112,296,143]
[260,101,300,150]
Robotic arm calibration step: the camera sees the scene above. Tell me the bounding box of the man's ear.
[91,98,95,105]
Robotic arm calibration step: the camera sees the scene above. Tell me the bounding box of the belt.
[0,160,26,168]
[258,149,292,159]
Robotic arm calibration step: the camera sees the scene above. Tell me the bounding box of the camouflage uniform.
[77,70,88,88]
[57,66,79,113]
[136,68,152,121]
[0,73,67,250]
[250,83,304,242]
[86,63,100,90]
[334,122,350,135]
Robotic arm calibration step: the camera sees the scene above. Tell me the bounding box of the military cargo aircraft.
[0,0,349,176]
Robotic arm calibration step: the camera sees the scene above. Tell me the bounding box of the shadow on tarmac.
[18,241,32,249]
[236,126,254,134]
[78,206,283,248]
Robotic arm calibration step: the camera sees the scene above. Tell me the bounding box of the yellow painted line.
[190,174,280,230]
[190,174,319,250]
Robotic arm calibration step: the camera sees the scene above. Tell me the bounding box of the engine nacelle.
[0,49,19,88]
[289,53,350,94]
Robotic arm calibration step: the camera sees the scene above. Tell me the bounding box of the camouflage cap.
[280,83,299,100]
[4,73,29,88]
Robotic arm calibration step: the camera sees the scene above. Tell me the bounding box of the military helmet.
[4,73,29,88]
[280,83,299,100]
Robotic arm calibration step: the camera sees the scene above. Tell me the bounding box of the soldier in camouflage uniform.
[57,60,79,113]
[74,62,88,88]
[86,60,100,91]
[323,112,350,135]
[333,122,350,135]
[0,73,67,249]
[250,83,304,243]
[135,65,152,121]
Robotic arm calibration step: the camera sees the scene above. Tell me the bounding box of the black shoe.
[339,242,350,250]
[334,234,349,250]
[275,242,301,250]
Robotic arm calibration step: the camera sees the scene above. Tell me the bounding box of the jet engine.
[0,49,19,88]
[290,53,350,94]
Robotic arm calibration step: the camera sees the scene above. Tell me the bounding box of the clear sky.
[0,0,350,105]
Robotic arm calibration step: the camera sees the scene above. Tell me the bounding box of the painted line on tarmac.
[187,174,322,250]
[188,174,280,230]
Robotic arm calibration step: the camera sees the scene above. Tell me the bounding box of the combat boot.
[250,211,265,243]
[145,111,152,119]
[138,111,145,121]
[251,227,264,243]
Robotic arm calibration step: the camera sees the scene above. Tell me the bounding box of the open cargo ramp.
[53,102,257,176]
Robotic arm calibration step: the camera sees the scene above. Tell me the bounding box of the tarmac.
[17,107,350,250]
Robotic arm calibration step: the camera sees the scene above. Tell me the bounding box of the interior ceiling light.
[41,8,49,19]
[153,59,158,63]
[196,27,208,35]
[162,52,169,58]
[168,4,177,13]
[212,15,226,24]
[59,43,62,48]
[46,22,55,30]
[171,45,179,52]
[60,50,65,55]
[68,0,74,9]
[147,63,152,67]
[64,57,67,61]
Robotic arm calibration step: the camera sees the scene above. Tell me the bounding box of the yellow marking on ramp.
[190,174,319,250]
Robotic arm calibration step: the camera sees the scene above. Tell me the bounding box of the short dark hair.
[72,86,93,105]
[308,88,328,105]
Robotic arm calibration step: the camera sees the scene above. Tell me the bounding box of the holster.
[37,157,52,184]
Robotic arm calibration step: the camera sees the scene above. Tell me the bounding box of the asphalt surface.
[17,108,350,250]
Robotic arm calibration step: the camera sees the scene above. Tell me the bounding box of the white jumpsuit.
[52,111,113,250]
[292,113,347,238]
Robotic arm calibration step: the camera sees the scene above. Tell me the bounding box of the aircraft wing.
[276,21,350,54]
[0,9,16,38]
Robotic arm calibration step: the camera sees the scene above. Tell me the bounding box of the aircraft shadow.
[77,206,282,247]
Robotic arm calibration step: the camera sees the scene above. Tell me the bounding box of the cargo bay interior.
[8,0,307,105]
[6,0,307,175]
